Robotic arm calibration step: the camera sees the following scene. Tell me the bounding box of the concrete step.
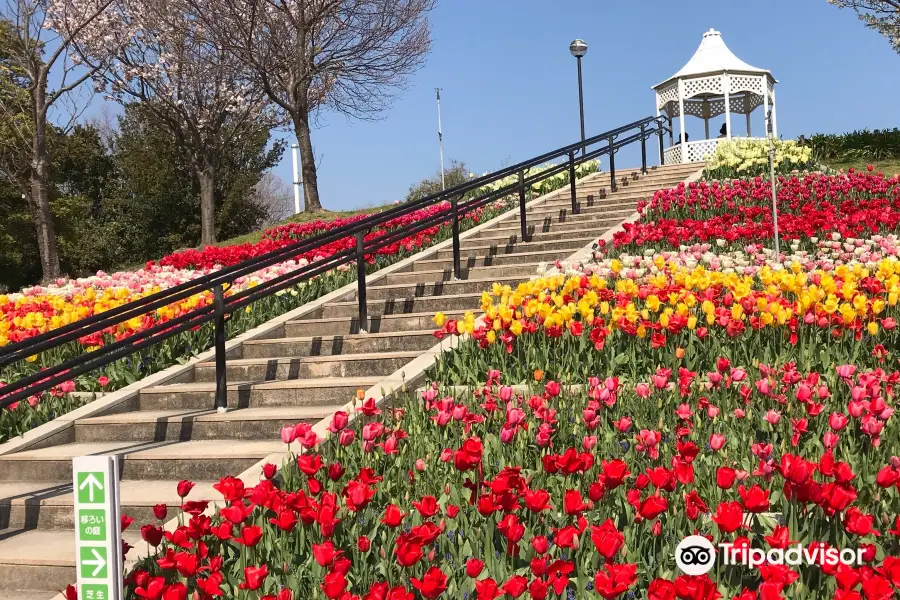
[520,207,637,230]
[319,291,482,319]
[0,479,218,530]
[0,529,141,596]
[74,405,341,442]
[439,236,597,260]
[138,377,380,410]
[241,330,438,359]
[285,309,467,337]
[0,440,285,482]
[378,262,542,286]
[366,274,528,300]
[468,224,614,246]
[193,350,422,381]
[411,248,579,272]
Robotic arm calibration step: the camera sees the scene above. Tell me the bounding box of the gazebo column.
[703,98,710,139]
[746,110,751,137]
[723,72,732,141]
[668,116,673,146]
[763,85,770,138]
[677,79,686,163]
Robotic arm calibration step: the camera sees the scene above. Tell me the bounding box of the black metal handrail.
[0,116,668,409]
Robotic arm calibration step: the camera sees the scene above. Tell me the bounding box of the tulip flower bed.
[0,196,519,443]
[617,169,900,253]
[120,169,900,600]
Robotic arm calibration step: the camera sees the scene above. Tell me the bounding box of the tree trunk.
[293,110,322,212]
[197,162,217,245]
[29,103,61,281]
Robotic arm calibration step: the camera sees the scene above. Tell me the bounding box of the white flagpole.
[291,143,303,213]
[436,88,445,190]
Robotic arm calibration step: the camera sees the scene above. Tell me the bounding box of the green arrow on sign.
[79,546,108,578]
[77,472,105,503]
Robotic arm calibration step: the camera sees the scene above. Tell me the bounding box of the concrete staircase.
[0,162,700,599]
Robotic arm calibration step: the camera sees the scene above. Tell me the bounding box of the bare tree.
[0,0,115,280]
[192,0,435,212]
[829,1,900,52]
[75,0,275,244]
[252,170,294,224]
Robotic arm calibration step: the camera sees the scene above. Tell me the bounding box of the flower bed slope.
[110,169,900,600]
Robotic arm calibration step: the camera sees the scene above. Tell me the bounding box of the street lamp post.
[569,39,588,156]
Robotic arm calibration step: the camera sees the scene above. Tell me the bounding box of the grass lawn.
[214,203,397,247]
[825,158,900,177]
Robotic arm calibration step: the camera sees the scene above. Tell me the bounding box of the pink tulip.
[828,413,848,431]
[836,365,857,379]
[848,401,866,418]
[500,425,516,444]
[733,408,746,418]
[498,386,514,402]
[765,410,782,425]
[614,417,632,432]
[439,449,452,462]
[280,425,297,444]
[635,383,651,398]
[706,405,720,419]
[362,422,384,441]
[709,434,726,451]
[339,430,355,446]
[583,436,597,450]
[327,411,348,433]
[730,368,747,382]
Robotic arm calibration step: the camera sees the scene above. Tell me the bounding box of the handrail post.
[608,136,617,193]
[640,123,648,175]
[356,231,368,334]
[450,194,462,280]
[568,150,579,215]
[518,170,529,242]
[658,120,665,166]
[213,284,228,413]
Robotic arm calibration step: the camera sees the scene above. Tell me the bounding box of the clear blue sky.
[276,0,898,210]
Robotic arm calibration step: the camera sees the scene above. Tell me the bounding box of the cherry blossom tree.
[0,0,116,279]
[75,0,274,244]
[829,1,900,52]
[191,0,435,212]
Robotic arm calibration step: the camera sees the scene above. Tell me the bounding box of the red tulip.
[176,480,194,498]
[639,495,668,520]
[238,564,268,591]
[237,525,263,547]
[141,524,163,546]
[594,563,637,599]
[413,495,439,518]
[152,503,167,520]
[590,519,624,560]
[713,501,744,533]
[503,575,529,598]
[410,567,448,600]
[465,558,484,577]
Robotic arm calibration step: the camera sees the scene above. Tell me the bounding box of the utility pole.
[436,88,445,190]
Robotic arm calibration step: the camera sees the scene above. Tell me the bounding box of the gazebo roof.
[653,29,774,89]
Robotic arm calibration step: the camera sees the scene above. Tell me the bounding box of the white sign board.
[73,455,123,600]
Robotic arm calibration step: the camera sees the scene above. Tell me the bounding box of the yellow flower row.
[434,259,900,338]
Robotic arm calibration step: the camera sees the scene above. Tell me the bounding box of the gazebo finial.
[651,29,778,164]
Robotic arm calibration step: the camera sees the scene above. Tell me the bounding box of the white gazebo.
[653,28,778,164]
